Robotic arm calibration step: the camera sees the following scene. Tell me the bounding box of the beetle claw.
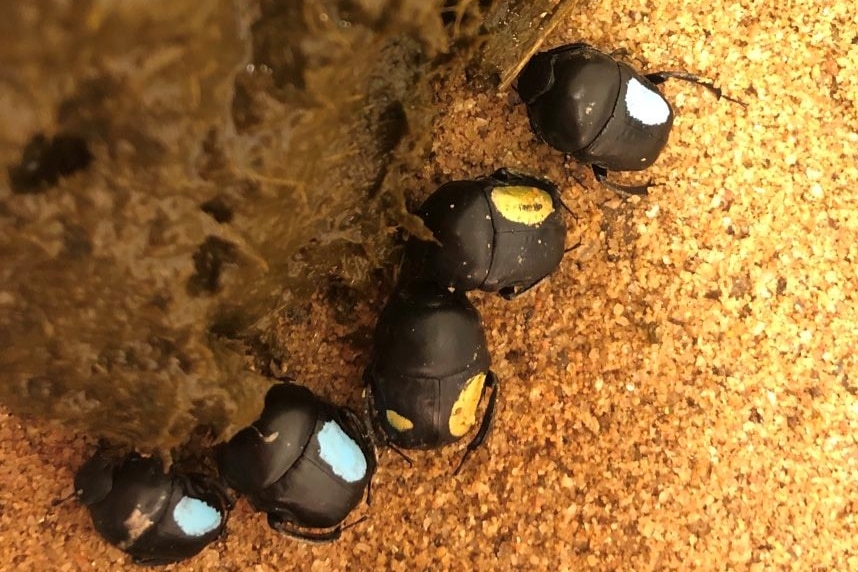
[564,239,583,254]
[592,165,651,196]
[386,444,414,466]
[50,489,77,507]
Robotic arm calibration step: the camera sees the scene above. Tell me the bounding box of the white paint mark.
[625,78,670,125]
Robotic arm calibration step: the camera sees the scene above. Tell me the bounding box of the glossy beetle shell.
[366,282,493,449]
[406,169,567,298]
[75,454,230,566]
[216,383,375,534]
[517,43,675,171]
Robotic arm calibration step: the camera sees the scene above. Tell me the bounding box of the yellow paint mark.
[490,186,554,225]
[386,409,414,432]
[449,373,486,437]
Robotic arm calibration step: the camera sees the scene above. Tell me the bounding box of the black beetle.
[516,43,742,195]
[364,281,499,474]
[404,168,569,299]
[216,382,376,542]
[74,453,232,566]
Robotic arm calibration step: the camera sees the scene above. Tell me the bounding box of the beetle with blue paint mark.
[516,43,744,195]
[216,382,376,542]
[74,452,232,566]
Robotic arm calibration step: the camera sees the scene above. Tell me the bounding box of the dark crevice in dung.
[9,133,93,194]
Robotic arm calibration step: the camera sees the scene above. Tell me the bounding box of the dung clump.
[8,133,93,193]
[0,0,577,455]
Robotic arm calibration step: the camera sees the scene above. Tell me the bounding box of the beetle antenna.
[645,71,747,107]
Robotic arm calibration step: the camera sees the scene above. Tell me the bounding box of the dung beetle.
[404,168,569,299]
[364,281,499,474]
[74,452,232,566]
[516,43,743,195]
[216,382,376,543]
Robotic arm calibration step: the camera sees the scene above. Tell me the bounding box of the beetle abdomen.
[77,454,230,565]
[577,63,674,171]
[216,383,317,494]
[251,415,371,528]
[129,483,226,564]
[481,184,566,292]
[371,369,487,449]
[370,373,441,449]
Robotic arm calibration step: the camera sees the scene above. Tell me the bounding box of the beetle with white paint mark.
[74,453,232,566]
[516,43,742,195]
[215,382,376,542]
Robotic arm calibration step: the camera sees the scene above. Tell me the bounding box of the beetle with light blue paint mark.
[216,382,377,542]
[516,43,744,195]
[74,452,233,566]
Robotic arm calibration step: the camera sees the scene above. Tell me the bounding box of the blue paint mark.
[172,497,222,537]
[317,421,367,483]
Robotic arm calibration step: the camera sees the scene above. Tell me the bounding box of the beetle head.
[74,453,115,506]
[515,51,556,104]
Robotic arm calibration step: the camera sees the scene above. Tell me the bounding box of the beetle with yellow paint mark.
[403,168,569,299]
[363,281,498,474]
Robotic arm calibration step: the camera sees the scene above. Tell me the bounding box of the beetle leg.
[362,370,389,447]
[564,239,583,254]
[563,155,591,190]
[453,370,499,475]
[645,71,747,106]
[132,553,185,566]
[499,276,547,300]
[385,442,415,466]
[541,42,595,57]
[341,515,370,533]
[555,194,578,222]
[51,489,77,507]
[267,514,343,543]
[592,165,652,196]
